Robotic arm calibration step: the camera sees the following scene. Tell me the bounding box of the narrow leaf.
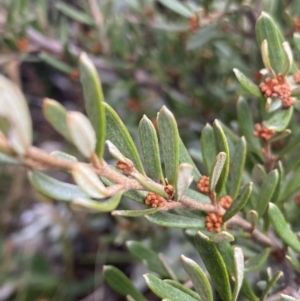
[268,203,300,253]
[210,231,234,243]
[209,152,226,192]
[232,247,244,301]
[175,163,194,200]
[244,248,271,272]
[260,271,283,301]
[281,294,299,301]
[264,107,293,132]
[157,0,193,18]
[112,208,160,216]
[163,280,200,300]
[50,151,77,162]
[39,52,73,74]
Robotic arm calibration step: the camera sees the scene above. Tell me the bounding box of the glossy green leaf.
[264,107,293,132]
[210,231,234,243]
[28,170,87,201]
[139,115,164,183]
[103,265,147,301]
[280,294,299,301]
[39,52,73,74]
[268,203,300,253]
[157,106,179,185]
[260,271,283,301]
[163,280,200,300]
[223,182,252,222]
[244,248,271,272]
[179,138,201,182]
[256,12,286,74]
[181,255,213,301]
[112,208,160,216]
[43,98,71,141]
[201,123,217,175]
[209,152,226,192]
[146,212,204,229]
[256,170,279,218]
[233,69,263,98]
[237,97,261,153]
[175,163,193,201]
[157,0,193,18]
[144,274,199,301]
[213,120,230,194]
[126,241,170,277]
[71,191,123,212]
[232,247,244,301]
[194,232,232,301]
[229,137,247,199]
[79,53,106,159]
[105,103,145,174]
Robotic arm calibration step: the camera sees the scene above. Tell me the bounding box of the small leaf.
[256,170,279,218]
[281,294,299,301]
[209,152,226,192]
[67,112,96,158]
[293,33,300,54]
[282,42,294,76]
[223,182,252,222]
[268,203,300,253]
[106,140,134,166]
[71,191,123,212]
[246,210,258,229]
[210,231,234,244]
[180,255,213,301]
[50,151,77,162]
[126,241,170,277]
[28,170,87,201]
[263,107,293,132]
[194,232,232,301]
[112,208,160,216]
[43,98,71,141]
[105,103,145,174]
[200,123,217,175]
[175,163,194,201]
[39,52,73,74]
[187,24,219,50]
[233,69,263,98]
[260,271,283,300]
[256,12,286,74]
[157,106,180,185]
[79,53,106,159]
[232,247,244,301]
[72,163,108,198]
[146,212,204,229]
[103,265,147,301]
[144,274,199,301]
[163,280,201,300]
[157,0,193,18]
[139,115,164,183]
[244,248,271,272]
[229,137,247,199]
[252,164,267,186]
[213,120,230,194]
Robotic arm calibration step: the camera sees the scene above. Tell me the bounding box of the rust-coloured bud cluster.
[145,192,165,208]
[254,123,275,141]
[116,161,134,173]
[206,212,223,232]
[189,14,200,33]
[197,176,210,194]
[259,75,294,108]
[219,195,232,209]
[164,184,175,198]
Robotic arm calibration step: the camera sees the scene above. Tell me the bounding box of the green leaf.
[272,161,283,204]
[246,210,258,229]
[0,153,21,165]
[105,103,145,174]
[244,248,271,272]
[157,0,193,18]
[232,247,244,301]
[194,232,232,301]
[260,271,283,301]
[201,123,217,174]
[209,152,226,192]
[252,164,267,186]
[175,163,194,200]
[237,97,261,153]
[112,208,160,217]
[210,231,234,244]
[233,69,263,98]
[223,182,252,222]
[293,33,300,55]
[179,138,201,182]
[146,212,204,229]
[126,241,170,277]
[264,107,293,132]
[56,1,95,26]
[187,24,219,50]
[281,294,299,301]
[50,151,77,162]
[79,53,106,159]
[163,280,200,300]
[256,170,279,218]
[229,137,247,199]
[157,106,180,184]
[43,98,71,141]
[180,255,213,301]
[103,265,147,301]
[39,52,73,74]
[144,274,199,301]
[213,120,230,194]
[268,203,300,253]
[139,115,164,183]
[28,170,87,201]
[256,12,286,74]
